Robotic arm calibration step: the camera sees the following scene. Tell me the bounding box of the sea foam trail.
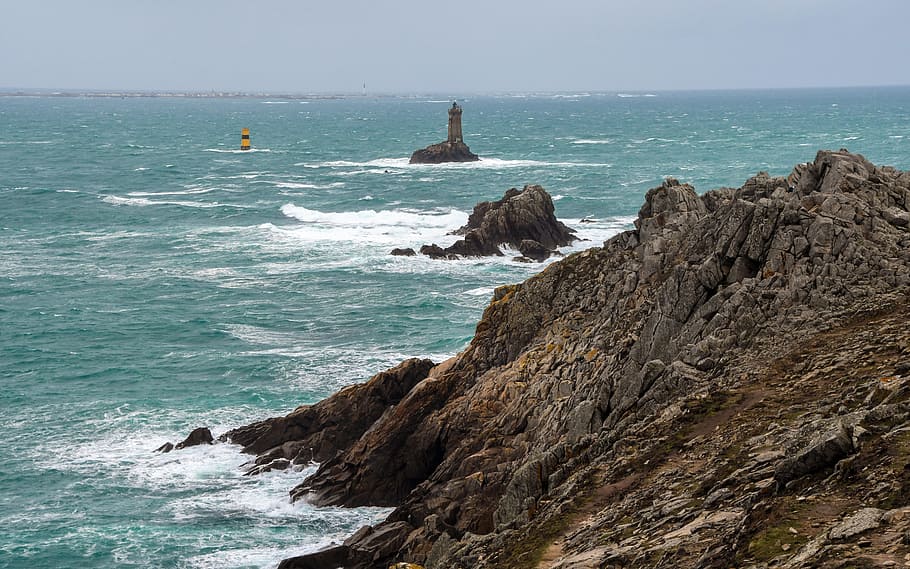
[102,195,250,209]
[303,157,612,170]
[276,204,468,246]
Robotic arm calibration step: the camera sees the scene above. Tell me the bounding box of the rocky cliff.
[223,150,910,569]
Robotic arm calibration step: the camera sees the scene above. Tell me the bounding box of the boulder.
[174,427,213,450]
[517,239,552,262]
[390,248,417,257]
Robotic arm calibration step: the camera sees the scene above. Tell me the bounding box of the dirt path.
[534,387,765,569]
[536,470,642,568]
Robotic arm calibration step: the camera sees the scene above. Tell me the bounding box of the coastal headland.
[208,150,910,568]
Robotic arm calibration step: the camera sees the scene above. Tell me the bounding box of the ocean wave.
[102,195,249,209]
[617,93,657,98]
[127,187,216,197]
[572,139,613,145]
[272,181,345,190]
[281,204,468,229]
[464,286,496,297]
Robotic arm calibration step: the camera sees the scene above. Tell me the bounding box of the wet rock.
[276,546,350,569]
[175,427,213,450]
[222,358,434,465]
[391,248,417,257]
[154,442,174,453]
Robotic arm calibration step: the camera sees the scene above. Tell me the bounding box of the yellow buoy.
[241,128,250,151]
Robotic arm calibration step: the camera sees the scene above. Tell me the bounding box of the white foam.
[552,194,565,201]
[261,101,290,104]
[102,195,249,209]
[185,542,336,569]
[464,286,496,297]
[273,182,329,190]
[127,187,216,197]
[308,156,612,170]
[276,204,468,246]
[204,148,272,154]
[572,139,613,145]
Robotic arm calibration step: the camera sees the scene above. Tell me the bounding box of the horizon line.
[1,84,909,100]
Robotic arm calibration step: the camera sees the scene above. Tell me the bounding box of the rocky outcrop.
[390,248,417,257]
[220,358,434,474]
[418,185,576,261]
[409,141,479,164]
[228,150,910,569]
[155,426,213,453]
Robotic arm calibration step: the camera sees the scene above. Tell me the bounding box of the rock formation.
[409,102,480,164]
[415,184,576,261]
[155,426,214,453]
[223,150,910,568]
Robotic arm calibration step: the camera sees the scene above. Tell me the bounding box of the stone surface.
[220,150,910,569]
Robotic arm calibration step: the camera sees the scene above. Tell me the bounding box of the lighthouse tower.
[447,102,464,144]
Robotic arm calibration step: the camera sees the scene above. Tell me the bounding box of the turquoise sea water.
[1,88,908,568]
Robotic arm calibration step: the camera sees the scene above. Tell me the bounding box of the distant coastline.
[1,84,908,101]
[0,89,348,100]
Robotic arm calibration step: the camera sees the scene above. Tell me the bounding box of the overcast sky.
[3,0,908,93]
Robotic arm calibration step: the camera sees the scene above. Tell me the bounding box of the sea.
[1,87,908,568]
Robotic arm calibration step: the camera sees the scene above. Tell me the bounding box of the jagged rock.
[409,141,479,164]
[174,427,213,450]
[221,150,910,569]
[277,546,351,569]
[390,248,417,257]
[221,358,434,468]
[154,442,174,453]
[415,185,575,261]
[517,239,552,261]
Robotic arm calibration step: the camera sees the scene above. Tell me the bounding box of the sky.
[2,0,909,94]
